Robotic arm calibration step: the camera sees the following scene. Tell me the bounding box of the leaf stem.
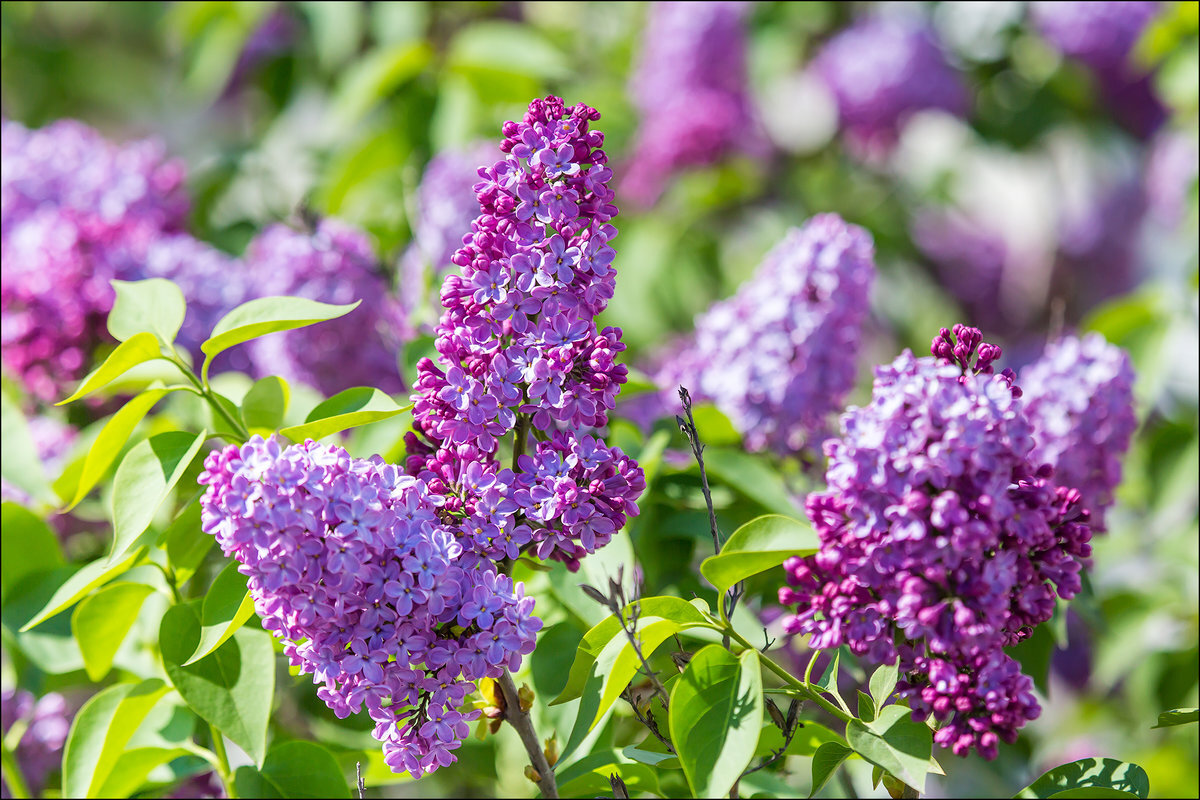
[209,724,238,798]
[497,670,558,798]
[726,629,852,724]
[168,351,250,442]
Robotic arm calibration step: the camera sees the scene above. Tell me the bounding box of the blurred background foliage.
[1,1,1197,798]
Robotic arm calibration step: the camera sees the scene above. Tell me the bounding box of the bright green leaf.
[1152,708,1198,729]
[160,600,274,766]
[63,388,170,512]
[754,719,841,758]
[20,546,147,632]
[185,561,256,665]
[242,376,290,433]
[590,617,689,731]
[810,742,854,798]
[1016,758,1150,799]
[109,430,208,562]
[280,386,409,442]
[845,705,934,795]
[669,644,764,799]
[447,20,568,80]
[200,297,360,376]
[58,333,165,405]
[857,690,876,723]
[332,42,432,128]
[94,746,194,798]
[700,514,818,614]
[62,679,172,798]
[232,740,351,798]
[1,503,63,602]
[702,447,805,516]
[1,392,56,505]
[72,582,156,681]
[869,662,899,709]
[108,279,186,344]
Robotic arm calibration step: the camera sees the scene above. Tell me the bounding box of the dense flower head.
[623,1,759,206]
[199,436,542,777]
[1019,333,1136,531]
[780,325,1093,759]
[1,687,71,798]
[658,214,876,454]
[242,220,409,396]
[813,16,968,154]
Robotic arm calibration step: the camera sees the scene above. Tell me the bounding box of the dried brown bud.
[765,697,786,730]
[610,773,630,799]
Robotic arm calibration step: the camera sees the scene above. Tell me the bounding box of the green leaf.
[813,649,841,695]
[185,560,256,665]
[1,503,63,602]
[1,392,56,505]
[809,741,853,797]
[701,447,805,516]
[232,740,351,798]
[700,514,818,615]
[72,582,156,681]
[1010,622,1055,696]
[332,41,432,128]
[869,663,899,709]
[62,679,172,798]
[20,546,147,631]
[200,297,360,375]
[590,617,689,731]
[1016,758,1150,799]
[160,600,274,766]
[557,757,660,799]
[109,430,208,562]
[1152,707,1198,728]
[63,388,170,511]
[447,20,568,80]
[94,746,194,798]
[162,498,213,584]
[58,333,165,405]
[669,644,764,799]
[754,720,842,758]
[857,690,876,722]
[242,376,290,433]
[280,387,410,442]
[108,279,186,344]
[845,705,933,794]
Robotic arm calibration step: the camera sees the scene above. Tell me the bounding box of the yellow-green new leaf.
[200,297,360,376]
[280,386,410,442]
[58,333,165,405]
[109,430,208,562]
[700,514,818,616]
[62,679,172,798]
[108,279,186,344]
[72,582,156,681]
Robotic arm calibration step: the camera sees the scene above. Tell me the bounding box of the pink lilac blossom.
[242,220,409,396]
[1019,333,1136,531]
[813,17,969,157]
[1030,1,1164,137]
[780,325,1093,759]
[657,214,876,454]
[1,688,71,798]
[623,1,760,207]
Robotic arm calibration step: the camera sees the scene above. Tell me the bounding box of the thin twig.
[355,761,365,799]
[498,670,558,798]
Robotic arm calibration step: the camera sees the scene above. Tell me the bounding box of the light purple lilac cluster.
[780,325,1093,759]
[813,17,968,157]
[1019,333,1136,532]
[242,220,409,395]
[623,1,758,207]
[199,436,541,776]
[1030,1,1164,137]
[1,688,71,798]
[1,118,187,401]
[658,214,876,454]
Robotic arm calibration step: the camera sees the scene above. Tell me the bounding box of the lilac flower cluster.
[1,118,187,401]
[623,1,759,207]
[1,688,71,798]
[658,214,876,454]
[780,325,1093,759]
[199,436,541,776]
[1030,1,1164,137]
[813,17,968,157]
[1019,333,1136,531]
[241,220,409,395]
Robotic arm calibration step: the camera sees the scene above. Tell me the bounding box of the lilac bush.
[780,325,1093,759]
[658,214,876,454]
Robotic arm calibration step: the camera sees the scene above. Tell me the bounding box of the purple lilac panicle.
[1019,333,1136,531]
[813,17,968,156]
[623,1,759,207]
[658,214,876,454]
[1,688,71,798]
[780,325,1092,759]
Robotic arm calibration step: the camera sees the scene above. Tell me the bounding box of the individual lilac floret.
[813,16,969,156]
[658,214,876,454]
[242,220,409,396]
[198,436,542,777]
[623,1,760,207]
[1030,1,1164,137]
[1,688,71,797]
[1019,333,1136,531]
[779,325,1093,760]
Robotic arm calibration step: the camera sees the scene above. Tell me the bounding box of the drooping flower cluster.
[199,436,541,777]
[1019,333,1136,531]
[658,214,876,454]
[1,118,187,401]
[780,325,1093,759]
[813,16,968,156]
[1030,1,1164,137]
[623,1,759,206]
[1,688,71,798]
[241,221,409,395]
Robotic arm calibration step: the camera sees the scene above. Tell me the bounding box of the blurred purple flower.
[1,688,71,798]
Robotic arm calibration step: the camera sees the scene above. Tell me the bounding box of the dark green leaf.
[1010,622,1055,696]
[201,297,360,376]
[1016,758,1150,799]
[809,741,853,798]
[109,430,208,561]
[1,502,63,602]
[72,582,156,681]
[185,560,256,665]
[3,566,85,673]
[163,497,212,584]
[857,691,876,722]
[62,679,172,797]
[669,644,763,799]
[58,333,165,405]
[754,720,841,758]
[242,376,290,433]
[160,600,274,766]
[700,515,818,614]
[108,279,186,344]
[1152,708,1198,729]
[845,705,933,794]
[233,740,351,798]
[280,386,410,442]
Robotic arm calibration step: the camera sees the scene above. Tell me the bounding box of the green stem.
[209,725,238,798]
[168,352,250,442]
[0,733,30,800]
[727,629,852,724]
